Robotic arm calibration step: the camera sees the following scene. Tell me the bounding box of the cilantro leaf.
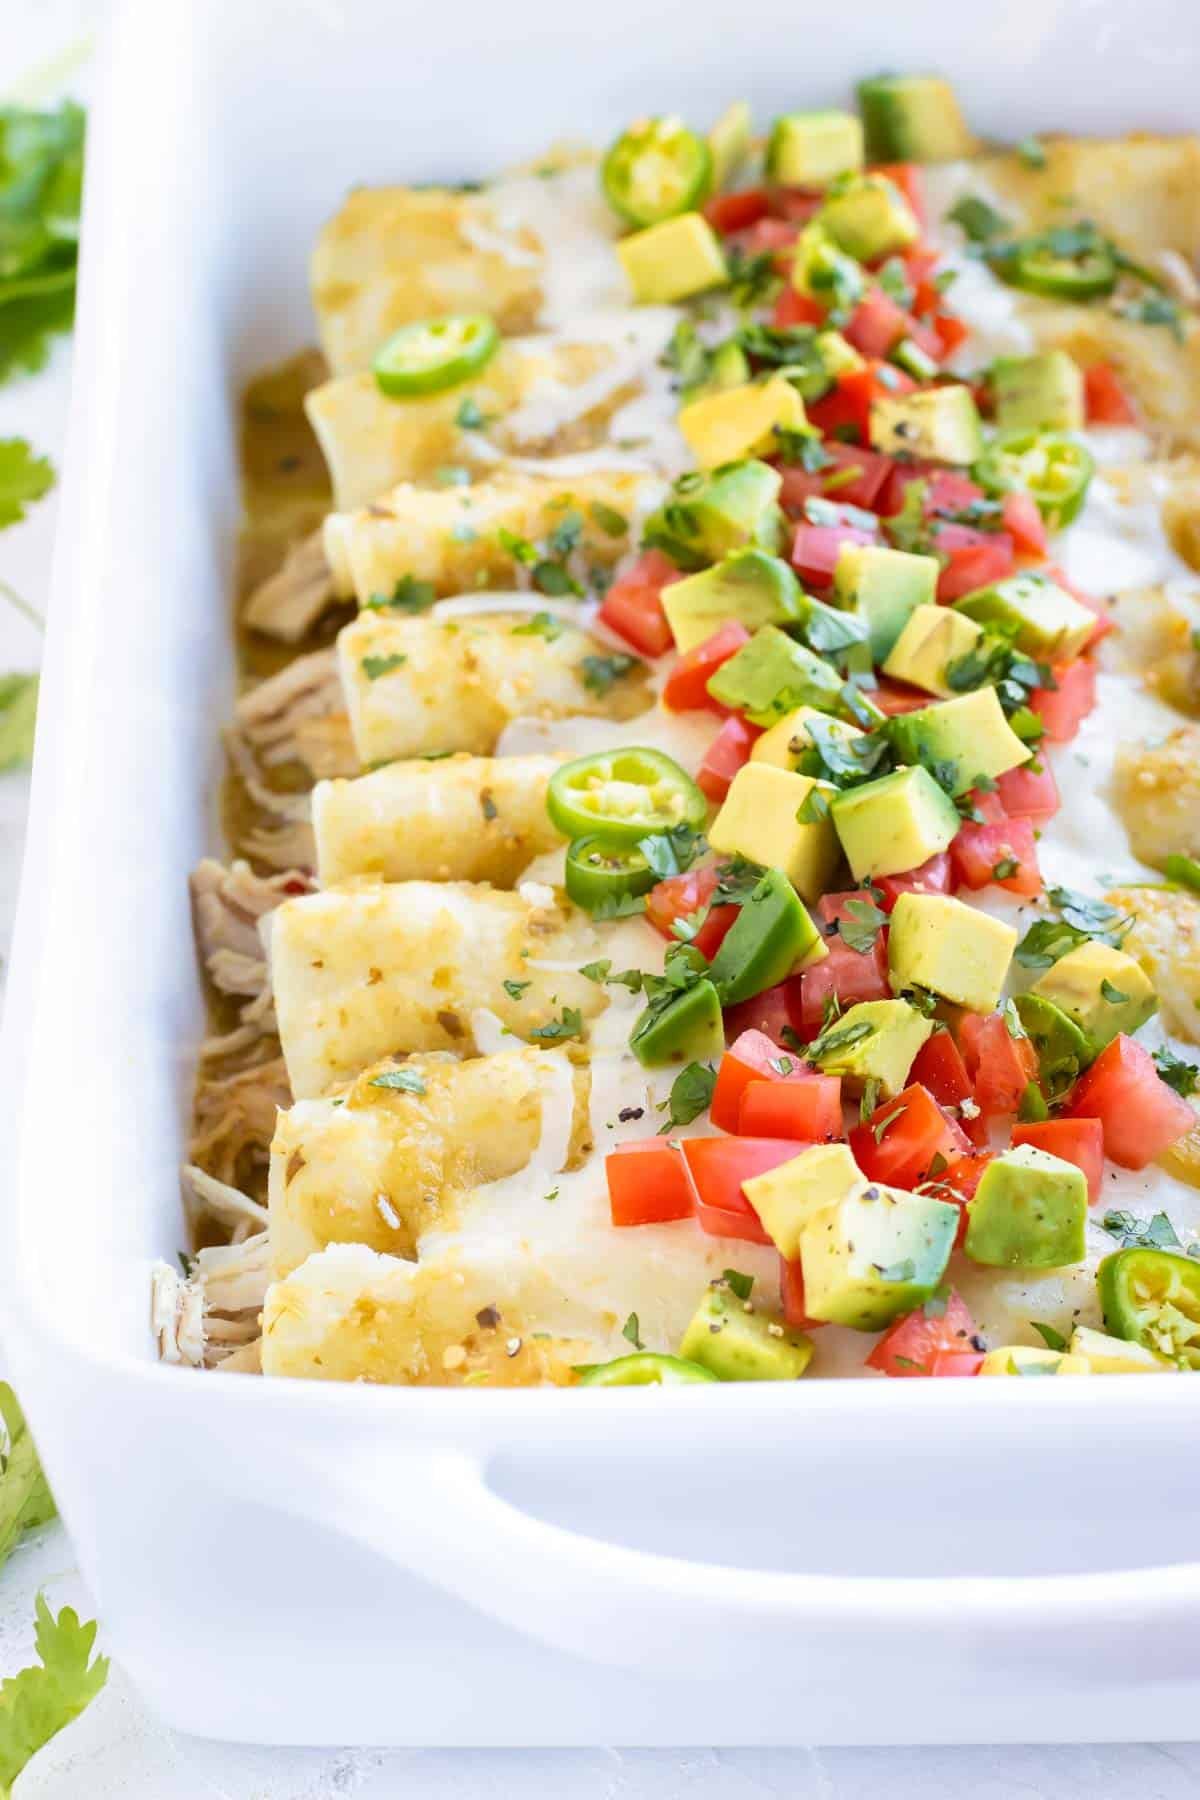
[580,651,638,697]
[530,1005,585,1043]
[0,104,85,386]
[722,1268,755,1302]
[369,1068,427,1095]
[0,1386,55,1574]
[0,440,53,528]
[361,652,407,680]
[622,1312,644,1351]
[1100,1209,1182,1251]
[1030,1321,1068,1353]
[364,575,436,613]
[1154,1045,1199,1098]
[659,1061,715,1131]
[0,674,37,771]
[0,1595,107,1795]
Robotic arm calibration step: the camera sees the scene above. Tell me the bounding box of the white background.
[2,2,1200,1792]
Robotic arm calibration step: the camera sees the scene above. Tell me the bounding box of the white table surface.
[3,4,1200,1792]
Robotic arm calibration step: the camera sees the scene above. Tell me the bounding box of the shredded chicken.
[191,856,310,985]
[235,649,345,769]
[152,1169,273,1370]
[189,1052,291,1188]
[241,529,337,643]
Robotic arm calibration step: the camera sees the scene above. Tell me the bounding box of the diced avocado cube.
[830,765,960,881]
[979,1345,1090,1376]
[964,1144,1088,1269]
[833,543,940,662]
[662,549,805,654]
[992,350,1084,433]
[708,764,840,905]
[870,383,983,465]
[678,374,810,469]
[767,109,864,187]
[743,1142,865,1260]
[806,998,934,1098]
[887,891,1017,1013]
[706,623,845,724]
[707,865,827,1004]
[708,100,752,192]
[630,976,725,1069]
[643,460,784,568]
[751,704,866,773]
[1012,992,1089,1101]
[704,340,752,393]
[1029,941,1157,1056]
[792,224,866,312]
[857,74,977,163]
[882,603,983,697]
[819,174,920,263]
[1068,1326,1166,1374]
[616,212,729,304]
[800,1184,958,1329]
[679,1280,814,1381]
[886,688,1030,795]
[955,572,1095,660]
[815,329,866,379]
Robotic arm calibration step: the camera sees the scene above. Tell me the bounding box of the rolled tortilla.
[307,337,643,511]
[312,751,564,886]
[268,1047,589,1275]
[269,877,605,1098]
[322,467,663,604]
[310,186,546,377]
[337,612,650,765]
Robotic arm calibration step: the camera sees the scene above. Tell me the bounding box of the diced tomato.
[808,361,916,442]
[995,758,1060,824]
[1084,362,1139,426]
[780,1255,820,1330]
[645,867,738,961]
[935,534,1016,602]
[1063,1035,1195,1170]
[1030,657,1096,743]
[682,1137,804,1243]
[900,244,941,316]
[818,888,883,929]
[721,986,796,1058]
[595,550,677,657]
[869,163,926,226]
[728,215,800,272]
[958,1011,1039,1119]
[1011,1117,1105,1204]
[772,285,825,329]
[845,286,911,358]
[770,187,826,225]
[607,1140,694,1227]
[662,621,750,713]
[791,520,878,583]
[881,465,983,519]
[1002,490,1049,557]
[776,440,895,513]
[739,1073,844,1141]
[850,1083,970,1189]
[910,1029,985,1146]
[961,785,1007,827]
[937,1150,994,1244]
[871,678,932,717]
[931,312,969,359]
[697,714,761,802]
[875,852,953,911]
[866,1290,984,1378]
[950,815,1042,898]
[704,186,770,234]
[793,937,890,1039]
[710,1027,802,1133]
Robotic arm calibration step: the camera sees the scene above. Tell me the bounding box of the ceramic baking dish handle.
[241,1438,1200,1676]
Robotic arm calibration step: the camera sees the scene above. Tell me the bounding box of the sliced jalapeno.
[602,117,712,229]
[564,835,656,911]
[576,1352,720,1386]
[989,231,1118,302]
[1098,1247,1200,1369]
[974,429,1095,531]
[547,748,707,847]
[373,313,500,397]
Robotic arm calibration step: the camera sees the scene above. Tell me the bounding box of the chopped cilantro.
[369,1068,427,1095]
[660,1061,716,1130]
[580,650,638,696]
[361,652,407,680]
[722,1268,755,1302]
[529,1005,585,1043]
[1030,1321,1068,1352]
[365,574,437,613]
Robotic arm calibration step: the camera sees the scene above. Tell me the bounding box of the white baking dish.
[3,0,1200,1746]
